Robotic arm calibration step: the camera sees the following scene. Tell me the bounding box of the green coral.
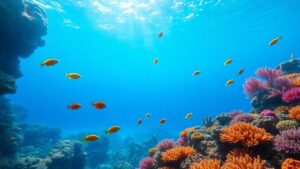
[276,120,298,131]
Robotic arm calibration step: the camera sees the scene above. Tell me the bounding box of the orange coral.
[180,128,194,137]
[222,149,267,169]
[161,146,195,163]
[281,158,300,169]
[190,159,221,169]
[291,77,300,87]
[288,106,300,120]
[285,73,300,79]
[220,122,273,147]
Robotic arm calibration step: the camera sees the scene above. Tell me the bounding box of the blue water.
[8,0,300,137]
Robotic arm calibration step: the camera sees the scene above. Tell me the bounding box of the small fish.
[83,134,99,142]
[185,113,192,119]
[224,59,233,66]
[237,68,245,76]
[66,73,81,79]
[158,31,163,39]
[145,113,151,118]
[105,126,121,134]
[41,59,59,67]
[159,118,167,124]
[192,70,200,76]
[153,57,159,64]
[67,103,82,110]
[92,101,106,110]
[269,36,281,46]
[137,119,143,125]
[225,79,234,86]
[291,53,295,60]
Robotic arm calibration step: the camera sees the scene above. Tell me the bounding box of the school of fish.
[40,34,285,142]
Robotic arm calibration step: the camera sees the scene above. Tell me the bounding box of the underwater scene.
[1,0,300,168]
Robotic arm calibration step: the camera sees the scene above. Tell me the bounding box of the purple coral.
[156,139,175,152]
[273,128,300,154]
[256,68,282,81]
[138,157,154,169]
[243,78,265,97]
[282,87,300,103]
[230,113,254,125]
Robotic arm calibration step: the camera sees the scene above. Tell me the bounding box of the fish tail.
[40,63,44,67]
[104,130,108,134]
[65,74,69,78]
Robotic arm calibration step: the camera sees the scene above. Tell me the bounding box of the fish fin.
[40,63,44,67]
[104,130,109,134]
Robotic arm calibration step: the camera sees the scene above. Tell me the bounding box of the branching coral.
[282,88,300,103]
[189,159,221,169]
[161,146,195,163]
[288,106,300,120]
[220,122,273,147]
[243,78,265,98]
[273,128,300,154]
[281,158,300,169]
[138,157,154,169]
[222,149,267,169]
[156,139,175,152]
[256,68,282,81]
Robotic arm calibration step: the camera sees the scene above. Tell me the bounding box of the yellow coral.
[222,149,267,169]
[288,106,300,120]
[161,146,195,163]
[190,159,221,169]
[273,106,289,115]
[220,122,273,147]
[281,158,300,169]
[191,132,204,142]
[180,128,195,137]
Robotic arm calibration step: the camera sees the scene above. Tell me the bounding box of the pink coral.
[156,139,175,152]
[282,87,300,103]
[138,157,154,169]
[243,78,265,97]
[176,137,187,146]
[256,68,282,81]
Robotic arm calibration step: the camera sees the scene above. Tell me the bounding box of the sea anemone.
[156,139,175,152]
[272,77,291,91]
[276,120,298,131]
[180,128,194,137]
[243,78,265,98]
[230,113,254,125]
[138,157,154,169]
[256,68,282,81]
[273,128,300,154]
[282,87,300,103]
[220,122,273,147]
[281,158,300,169]
[288,106,300,120]
[161,146,195,163]
[222,148,267,169]
[189,159,221,169]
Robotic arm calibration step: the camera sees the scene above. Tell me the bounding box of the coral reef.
[85,136,109,168]
[281,158,300,169]
[273,128,300,155]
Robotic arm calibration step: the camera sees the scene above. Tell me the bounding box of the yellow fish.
[225,79,234,86]
[145,113,151,118]
[137,119,143,125]
[158,31,163,39]
[185,113,192,119]
[153,57,159,64]
[237,68,245,76]
[41,59,59,67]
[224,59,233,66]
[83,134,99,142]
[105,126,121,134]
[192,70,200,76]
[159,118,167,124]
[269,36,281,46]
[66,73,81,79]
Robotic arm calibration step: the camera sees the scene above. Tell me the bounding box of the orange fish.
[158,31,163,39]
[67,103,82,110]
[41,59,59,67]
[92,101,106,110]
[105,126,121,134]
[159,118,167,124]
[145,113,151,118]
[83,134,99,142]
[192,70,200,76]
[66,73,81,79]
[237,68,245,75]
[269,37,281,46]
[137,119,142,125]
[153,57,159,64]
